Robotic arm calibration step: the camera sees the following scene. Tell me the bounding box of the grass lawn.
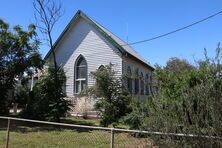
[0,117,153,148]
[61,117,129,129]
[60,117,101,126]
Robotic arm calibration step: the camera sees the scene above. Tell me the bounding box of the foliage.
[123,96,155,130]
[21,66,71,122]
[12,77,30,108]
[165,57,195,73]
[123,44,222,147]
[86,64,131,127]
[29,0,70,122]
[153,45,222,133]
[0,19,42,115]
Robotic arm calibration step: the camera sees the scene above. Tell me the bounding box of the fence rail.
[0,116,221,148]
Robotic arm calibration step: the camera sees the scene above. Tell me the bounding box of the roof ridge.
[79,11,153,69]
[45,10,154,70]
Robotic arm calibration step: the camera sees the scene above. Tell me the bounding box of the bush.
[123,45,222,147]
[0,19,42,115]
[86,64,131,127]
[21,66,72,122]
[123,96,154,130]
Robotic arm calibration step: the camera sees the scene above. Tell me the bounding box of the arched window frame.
[98,65,105,70]
[140,72,144,95]
[145,73,149,95]
[126,66,132,93]
[150,73,153,94]
[74,55,87,94]
[134,68,139,95]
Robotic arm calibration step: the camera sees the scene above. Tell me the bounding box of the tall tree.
[30,0,71,122]
[33,0,63,69]
[165,57,195,73]
[0,19,42,115]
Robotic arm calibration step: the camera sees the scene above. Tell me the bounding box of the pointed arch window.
[127,66,132,93]
[98,65,105,71]
[145,74,149,95]
[140,72,144,95]
[75,55,87,93]
[150,73,153,95]
[134,69,139,95]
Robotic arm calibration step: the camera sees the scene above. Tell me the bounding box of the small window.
[134,69,139,94]
[140,72,144,95]
[75,55,87,93]
[127,67,132,93]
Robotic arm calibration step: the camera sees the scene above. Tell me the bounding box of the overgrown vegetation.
[123,96,154,131]
[21,66,71,122]
[123,44,222,147]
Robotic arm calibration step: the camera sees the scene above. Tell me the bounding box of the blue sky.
[0,0,222,66]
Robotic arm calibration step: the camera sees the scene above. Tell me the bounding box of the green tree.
[29,0,70,122]
[153,47,222,133]
[0,19,42,115]
[123,45,222,147]
[86,64,131,127]
[165,57,195,73]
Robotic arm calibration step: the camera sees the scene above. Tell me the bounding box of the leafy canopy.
[0,19,42,115]
[124,44,222,147]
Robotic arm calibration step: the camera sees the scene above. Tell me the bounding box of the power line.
[122,10,222,46]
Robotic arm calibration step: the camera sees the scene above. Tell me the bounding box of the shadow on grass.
[8,125,95,134]
[60,118,96,126]
[0,117,104,134]
[0,117,103,134]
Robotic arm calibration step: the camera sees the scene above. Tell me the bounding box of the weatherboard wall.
[48,17,122,97]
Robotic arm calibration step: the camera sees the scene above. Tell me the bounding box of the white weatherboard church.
[45,10,155,116]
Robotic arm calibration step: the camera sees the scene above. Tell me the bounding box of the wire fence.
[0,116,222,148]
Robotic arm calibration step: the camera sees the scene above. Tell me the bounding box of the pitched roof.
[45,10,154,70]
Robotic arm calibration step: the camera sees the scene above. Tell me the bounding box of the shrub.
[86,64,131,127]
[21,66,72,122]
[127,45,222,147]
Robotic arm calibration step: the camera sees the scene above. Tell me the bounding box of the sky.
[0,0,222,66]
